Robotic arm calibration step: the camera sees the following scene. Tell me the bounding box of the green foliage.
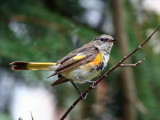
[0,0,160,120]
[0,1,101,119]
[124,1,160,120]
[0,112,11,120]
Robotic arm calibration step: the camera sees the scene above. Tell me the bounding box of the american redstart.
[10,35,116,97]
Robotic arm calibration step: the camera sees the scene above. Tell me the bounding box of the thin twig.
[60,25,160,120]
[120,58,145,67]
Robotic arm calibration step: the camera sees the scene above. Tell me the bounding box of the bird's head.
[92,34,117,52]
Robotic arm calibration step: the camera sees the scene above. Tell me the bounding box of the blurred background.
[0,0,160,120]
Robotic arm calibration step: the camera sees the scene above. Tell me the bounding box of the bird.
[10,34,116,98]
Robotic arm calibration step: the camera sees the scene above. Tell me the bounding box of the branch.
[60,25,160,120]
[120,58,145,67]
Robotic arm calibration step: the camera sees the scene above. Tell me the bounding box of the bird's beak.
[108,38,117,42]
[113,38,117,42]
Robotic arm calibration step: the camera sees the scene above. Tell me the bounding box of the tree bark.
[111,0,136,120]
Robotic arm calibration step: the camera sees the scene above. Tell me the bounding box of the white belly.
[61,64,101,83]
[73,69,100,83]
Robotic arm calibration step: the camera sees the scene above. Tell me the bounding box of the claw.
[90,81,97,88]
[80,93,88,100]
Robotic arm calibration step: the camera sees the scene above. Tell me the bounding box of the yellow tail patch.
[10,62,57,71]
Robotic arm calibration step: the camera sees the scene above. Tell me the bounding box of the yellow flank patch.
[73,54,86,60]
[89,52,102,66]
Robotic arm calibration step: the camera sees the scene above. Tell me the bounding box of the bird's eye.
[101,38,109,42]
[101,38,105,41]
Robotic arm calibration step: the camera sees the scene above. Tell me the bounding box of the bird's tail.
[10,62,59,71]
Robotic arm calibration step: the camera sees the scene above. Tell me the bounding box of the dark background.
[0,0,160,120]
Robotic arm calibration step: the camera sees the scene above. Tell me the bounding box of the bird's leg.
[75,77,97,89]
[70,81,87,99]
[75,77,93,83]
[82,80,97,88]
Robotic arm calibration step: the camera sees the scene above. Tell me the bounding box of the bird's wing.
[48,43,98,78]
[51,76,69,86]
